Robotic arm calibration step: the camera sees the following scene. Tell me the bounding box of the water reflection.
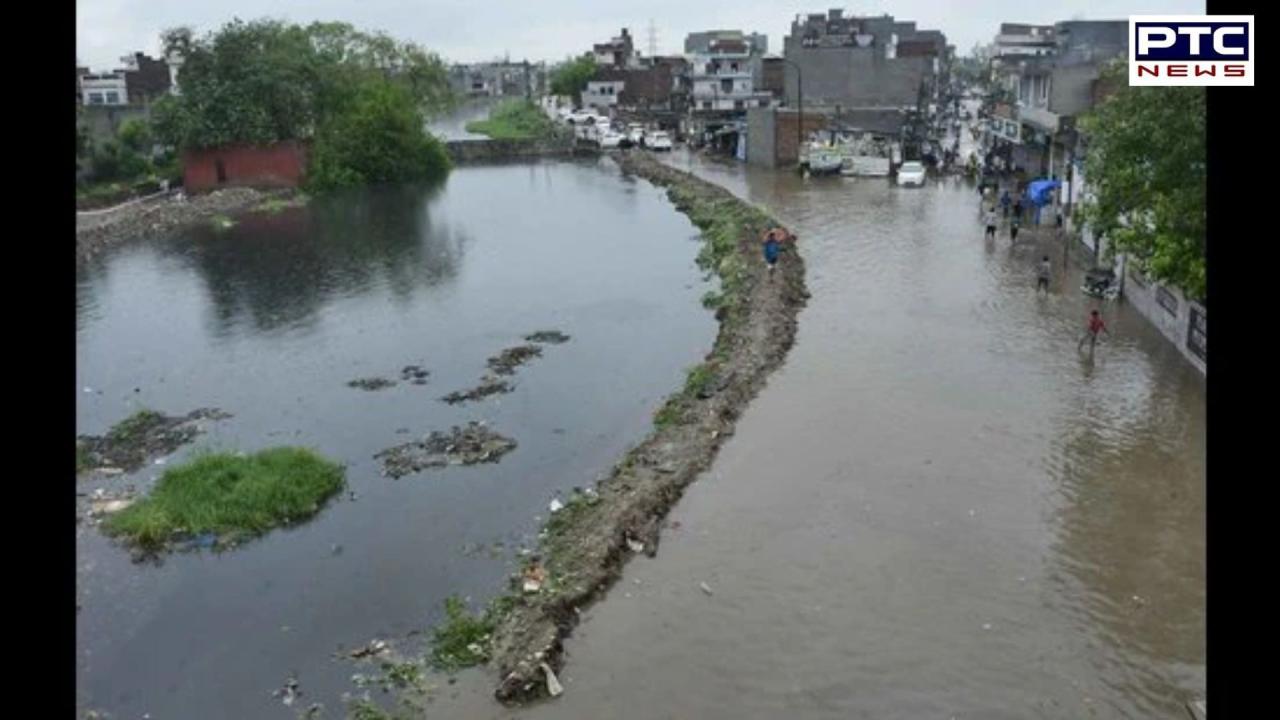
[153,183,462,339]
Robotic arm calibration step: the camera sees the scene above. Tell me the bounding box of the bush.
[465,100,558,140]
[306,81,450,191]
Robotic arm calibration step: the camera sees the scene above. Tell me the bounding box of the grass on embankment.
[103,447,345,551]
[464,100,560,141]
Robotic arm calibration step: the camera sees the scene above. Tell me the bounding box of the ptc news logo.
[1130,15,1254,86]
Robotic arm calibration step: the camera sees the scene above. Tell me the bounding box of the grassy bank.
[465,100,560,141]
[415,152,807,704]
[103,447,345,551]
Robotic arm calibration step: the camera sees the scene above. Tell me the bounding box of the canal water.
[438,150,1205,719]
[75,158,717,718]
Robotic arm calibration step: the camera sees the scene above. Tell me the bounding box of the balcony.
[1018,103,1059,133]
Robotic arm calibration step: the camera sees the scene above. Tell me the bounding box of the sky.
[76,0,1206,71]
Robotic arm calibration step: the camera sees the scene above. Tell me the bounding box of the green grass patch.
[105,409,166,445]
[76,442,91,473]
[102,447,345,550]
[684,364,716,398]
[465,100,559,140]
[429,595,515,671]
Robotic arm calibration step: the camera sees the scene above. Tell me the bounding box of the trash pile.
[524,330,572,345]
[375,422,517,478]
[486,345,543,376]
[77,408,231,473]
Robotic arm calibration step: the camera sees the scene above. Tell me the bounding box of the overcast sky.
[77,0,1206,70]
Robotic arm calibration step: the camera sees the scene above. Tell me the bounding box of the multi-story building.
[119,52,172,105]
[594,29,641,69]
[685,30,767,55]
[80,73,128,106]
[684,32,775,155]
[782,9,945,111]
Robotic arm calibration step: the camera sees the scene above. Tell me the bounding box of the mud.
[375,422,519,479]
[486,346,543,376]
[440,376,515,405]
[76,187,290,263]
[347,377,397,391]
[479,152,807,703]
[524,331,571,345]
[76,408,231,474]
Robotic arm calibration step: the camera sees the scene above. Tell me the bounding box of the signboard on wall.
[1156,285,1180,316]
[1187,306,1207,361]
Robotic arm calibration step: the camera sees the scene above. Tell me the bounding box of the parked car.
[567,111,599,125]
[897,161,926,186]
[644,131,673,151]
[627,124,646,145]
[599,130,625,149]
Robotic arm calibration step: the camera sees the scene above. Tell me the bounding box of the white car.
[627,124,646,145]
[567,111,599,125]
[599,130,625,149]
[897,161,926,186]
[644,131,673,151]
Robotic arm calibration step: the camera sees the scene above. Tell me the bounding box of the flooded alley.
[440,152,1205,719]
[75,158,718,719]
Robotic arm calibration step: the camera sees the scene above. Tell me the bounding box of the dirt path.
[480,151,808,703]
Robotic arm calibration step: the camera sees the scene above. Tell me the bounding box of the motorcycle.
[1081,267,1120,300]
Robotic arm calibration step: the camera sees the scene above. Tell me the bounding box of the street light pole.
[781,58,803,166]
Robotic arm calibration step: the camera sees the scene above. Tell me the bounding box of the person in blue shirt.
[762,228,783,277]
[1000,189,1011,218]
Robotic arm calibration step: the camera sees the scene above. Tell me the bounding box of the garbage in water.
[540,662,564,697]
[347,377,396,391]
[440,376,514,405]
[486,345,543,376]
[700,582,714,596]
[349,639,388,659]
[89,498,135,517]
[626,538,645,554]
[374,422,517,478]
[400,365,430,385]
[549,498,565,513]
[331,543,343,556]
[77,407,231,473]
[274,675,301,706]
[525,330,571,345]
[982,623,993,631]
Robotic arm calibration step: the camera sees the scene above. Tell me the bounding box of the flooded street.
[440,151,1205,719]
[75,159,717,719]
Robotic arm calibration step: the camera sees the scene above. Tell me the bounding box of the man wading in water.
[1078,309,1111,355]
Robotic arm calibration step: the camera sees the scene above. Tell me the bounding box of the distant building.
[685,30,767,55]
[782,9,945,111]
[119,52,172,105]
[583,72,626,112]
[80,73,128,106]
[593,29,640,69]
[449,61,540,98]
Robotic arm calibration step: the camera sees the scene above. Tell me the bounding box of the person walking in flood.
[1078,309,1111,353]
[762,228,783,277]
[1012,196,1024,223]
[1037,255,1052,293]
[984,207,998,240]
[1010,212,1021,242]
[1000,189,1011,218]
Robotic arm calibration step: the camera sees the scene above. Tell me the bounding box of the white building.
[80,73,128,106]
[689,50,772,112]
[582,79,624,111]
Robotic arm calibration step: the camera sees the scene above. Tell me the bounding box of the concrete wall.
[183,141,308,193]
[783,40,926,108]
[1122,268,1207,374]
[1049,64,1099,117]
[747,108,829,167]
[444,138,584,164]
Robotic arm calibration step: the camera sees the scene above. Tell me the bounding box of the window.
[106,91,120,104]
[88,93,104,105]
[1156,286,1179,316]
[1038,76,1049,104]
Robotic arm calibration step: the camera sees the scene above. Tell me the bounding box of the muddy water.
[439,151,1205,718]
[75,159,717,719]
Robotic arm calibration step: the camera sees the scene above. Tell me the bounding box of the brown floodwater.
[434,148,1205,719]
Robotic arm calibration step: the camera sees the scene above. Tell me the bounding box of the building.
[685,30,767,55]
[782,9,944,111]
[449,62,540,98]
[685,32,775,154]
[594,29,640,69]
[80,73,128,106]
[617,57,686,112]
[582,74,626,112]
[119,52,172,105]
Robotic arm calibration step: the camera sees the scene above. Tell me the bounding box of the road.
[435,142,1206,719]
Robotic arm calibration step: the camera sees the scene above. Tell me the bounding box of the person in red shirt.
[1078,309,1111,353]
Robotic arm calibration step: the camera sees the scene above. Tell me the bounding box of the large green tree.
[1079,60,1206,300]
[549,54,597,104]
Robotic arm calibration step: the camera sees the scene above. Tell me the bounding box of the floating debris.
[440,376,513,405]
[347,377,396,391]
[274,675,301,707]
[525,330,571,345]
[540,662,564,697]
[349,639,388,659]
[549,499,565,513]
[522,563,547,594]
[400,365,430,385]
[77,408,231,473]
[699,582,714,596]
[374,422,517,478]
[486,345,543,376]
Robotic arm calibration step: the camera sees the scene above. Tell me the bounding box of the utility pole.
[647,20,658,58]
[780,58,803,168]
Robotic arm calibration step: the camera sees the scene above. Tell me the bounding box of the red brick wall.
[183,141,308,193]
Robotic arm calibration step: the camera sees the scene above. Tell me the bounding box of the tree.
[549,54,597,104]
[306,80,450,191]
[1078,59,1206,299]
[152,19,453,150]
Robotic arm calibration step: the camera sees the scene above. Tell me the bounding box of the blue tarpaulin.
[1024,179,1061,207]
